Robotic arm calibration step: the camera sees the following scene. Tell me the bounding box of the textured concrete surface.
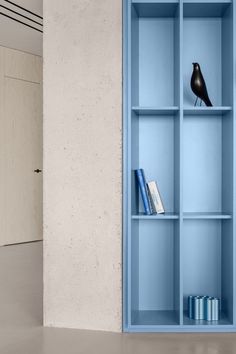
[43,0,122,331]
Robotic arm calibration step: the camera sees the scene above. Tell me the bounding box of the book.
[147,186,156,215]
[147,181,165,214]
[135,169,153,215]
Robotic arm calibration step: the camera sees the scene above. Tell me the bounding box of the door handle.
[34,169,42,173]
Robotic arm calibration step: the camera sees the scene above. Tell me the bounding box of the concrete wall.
[43,0,122,332]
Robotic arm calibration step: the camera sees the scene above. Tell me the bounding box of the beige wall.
[0,0,42,55]
[43,0,122,332]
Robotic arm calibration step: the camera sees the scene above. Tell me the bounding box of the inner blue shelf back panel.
[131,219,180,326]
[183,220,222,303]
[138,18,176,106]
[137,115,178,213]
[138,220,175,310]
[183,18,222,107]
[183,113,233,213]
[123,0,236,333]
[183,115,222,212]
[183,219,233,324]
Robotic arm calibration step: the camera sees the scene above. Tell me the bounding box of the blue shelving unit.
[123,0,236,332]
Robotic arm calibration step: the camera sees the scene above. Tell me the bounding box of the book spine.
[147,181,165,214]
[135,169,152,215]
[147,187,155,215]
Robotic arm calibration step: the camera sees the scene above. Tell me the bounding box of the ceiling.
[0,0,43,56]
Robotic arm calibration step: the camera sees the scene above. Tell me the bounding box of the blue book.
[135,169,152,215]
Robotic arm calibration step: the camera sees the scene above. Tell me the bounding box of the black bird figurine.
[191,63,213,107]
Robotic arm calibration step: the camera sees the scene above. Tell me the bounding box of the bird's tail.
[204,96,213,107]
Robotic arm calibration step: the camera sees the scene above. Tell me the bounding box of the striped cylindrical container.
[188,295,194,319]
[211,298,220,321]
[193,296,202,320]
[204,296,213,321]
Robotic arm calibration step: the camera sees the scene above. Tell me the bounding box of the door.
[0,46,42,245]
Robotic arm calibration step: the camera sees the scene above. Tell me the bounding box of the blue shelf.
[183,311,232,326]
[183,212,232,219]
[130,310,232,327]
[132,310,179,326]
[132,1,179,18]
[124,0,235,333]
[132,213,179,220]
[132,106,179,115]
[133,0,178,2]
[183,1,231,18]
[184,0,231,2]
[184,107,232,116]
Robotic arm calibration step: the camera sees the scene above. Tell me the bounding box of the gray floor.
[1,243,236,354]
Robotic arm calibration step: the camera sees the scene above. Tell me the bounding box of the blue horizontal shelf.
[132,1,178,17]
[128,310,232,331]
[132,107,231,116]
[184,107,232,116]
[183,212,232,220]
[132,0,231,18]
[132,106,179,115]
[132,213,179,220]
[133,0,178,2]
[183,1,231,18]
[132,213,231,220]
[183,311,232,326]
[132,310,232,326]
[184,0,231,2]
[125,325,235,333]
[132,310,178,326]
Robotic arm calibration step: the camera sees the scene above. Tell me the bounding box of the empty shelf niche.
[131,219,180,326]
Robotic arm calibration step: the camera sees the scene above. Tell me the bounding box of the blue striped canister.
[188,295,194,319]
[198,296,205,320]
[193,296,202,320]
[204,296,213,321]
[211,298,220,321]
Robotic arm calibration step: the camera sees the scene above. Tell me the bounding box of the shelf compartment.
[183,2,233,107]
[132,106,179,115]
[132,213,179,220]
[130,220,180,326]
[183,114,233,214]
[183,220,233,325]
[131,114,179,215]
[131,2,180,107]
[184,107,232,116]
[183,212,231,220]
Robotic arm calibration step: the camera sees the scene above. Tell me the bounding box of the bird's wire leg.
[200,100,202,106]
[194,97,198,106]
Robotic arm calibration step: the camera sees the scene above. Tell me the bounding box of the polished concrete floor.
[1,242,236,354]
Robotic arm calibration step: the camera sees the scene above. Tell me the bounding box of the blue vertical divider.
[233,0,236,326]
[178,0,183,326]
[123,0,236,332]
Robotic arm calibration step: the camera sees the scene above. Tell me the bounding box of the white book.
[147,181,165,214]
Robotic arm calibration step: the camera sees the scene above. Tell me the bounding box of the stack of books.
[135,169,165,215]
